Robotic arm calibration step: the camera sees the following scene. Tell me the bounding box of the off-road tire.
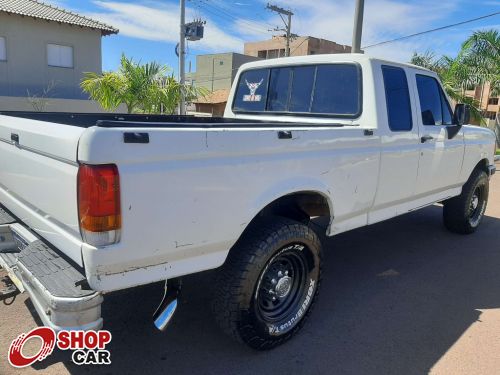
[443,169,489,234]
[212,217,322,350]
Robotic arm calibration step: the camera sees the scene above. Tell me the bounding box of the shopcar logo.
[8,328,112,368]
[8,327,56,368]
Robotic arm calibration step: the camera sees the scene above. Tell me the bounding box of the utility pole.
[267,3,294,57]
[352,0,365,53]
[179,0,186,115]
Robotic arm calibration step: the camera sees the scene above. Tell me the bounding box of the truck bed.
[0,111,347,128]
[0,110,374,292]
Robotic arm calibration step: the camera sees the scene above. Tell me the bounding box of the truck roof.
[237,53,433,73]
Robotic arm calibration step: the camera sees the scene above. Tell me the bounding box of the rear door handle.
[278,131,292,139]
[421,135,434,143]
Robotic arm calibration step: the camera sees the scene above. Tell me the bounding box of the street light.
[352,0,365,53]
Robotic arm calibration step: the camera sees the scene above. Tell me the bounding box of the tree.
[410,29,500,124]
[81,54,202,114]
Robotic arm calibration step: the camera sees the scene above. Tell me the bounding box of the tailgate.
[0,115,85,265]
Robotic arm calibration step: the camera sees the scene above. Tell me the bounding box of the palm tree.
[81,54,202,114]
[461,30,500,105]
[410,29,500,124]
[410,50,444,72]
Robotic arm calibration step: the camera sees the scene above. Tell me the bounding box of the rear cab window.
[381,65,413,132]
[232,63,362,118]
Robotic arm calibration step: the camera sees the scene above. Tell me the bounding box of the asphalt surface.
[1,165,499,375]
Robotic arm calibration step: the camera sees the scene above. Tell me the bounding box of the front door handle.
[421,135,434,143]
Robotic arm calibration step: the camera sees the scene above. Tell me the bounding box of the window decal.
[243,79,264,102]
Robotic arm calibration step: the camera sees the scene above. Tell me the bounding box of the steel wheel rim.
[469,185,485,226]
[256,247,308,323]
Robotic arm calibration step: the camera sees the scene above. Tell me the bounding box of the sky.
[46,0,499,73]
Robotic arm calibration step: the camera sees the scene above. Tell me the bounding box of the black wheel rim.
[468,184,485,227]
[256,246,309,323]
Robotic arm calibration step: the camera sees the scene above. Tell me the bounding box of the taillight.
[78,164,121,247]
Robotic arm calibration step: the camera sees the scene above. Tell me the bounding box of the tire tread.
[212,217,322,350]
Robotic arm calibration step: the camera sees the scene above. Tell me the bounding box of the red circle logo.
[8,327,56,368]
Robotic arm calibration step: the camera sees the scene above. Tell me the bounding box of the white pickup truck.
[0,54,496,350]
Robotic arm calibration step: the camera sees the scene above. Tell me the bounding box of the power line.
[363,11,500,49]
[194,0,271,35]
[199,5,269,35]
[204,0,275,28]
[290,36,309,54]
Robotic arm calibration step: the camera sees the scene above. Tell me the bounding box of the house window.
[257,50,267,59]
[47,44,73,68]
[267,49,279,59]
[488,97,499,105]
[0,37,6,61]
[485,111,497,120]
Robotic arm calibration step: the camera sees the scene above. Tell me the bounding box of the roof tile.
[0,0,118,35]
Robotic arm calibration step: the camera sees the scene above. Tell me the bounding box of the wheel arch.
[237,190,333,243]
[474,158,490,174]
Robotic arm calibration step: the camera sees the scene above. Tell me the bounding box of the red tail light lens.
[78,164,121,246]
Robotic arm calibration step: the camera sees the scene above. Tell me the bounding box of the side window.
[381,65,413,131]
[416,75,443,125]
[0,37,6,61]
[440,89,453,125]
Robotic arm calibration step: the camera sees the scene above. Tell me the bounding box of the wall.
[244,36,351,58]
[0,13,102,100]
[465,82,499,123]
[231,53,261,82]
[187,53,261,91]
[306,38,351,54]
[194,102,226,116]
[0,96,126,113]
[193,53,233,91]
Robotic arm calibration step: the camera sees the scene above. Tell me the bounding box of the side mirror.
[453,104,470,126]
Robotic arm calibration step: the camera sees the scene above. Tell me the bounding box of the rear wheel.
[212,217,321,350]
[443,169,489,234]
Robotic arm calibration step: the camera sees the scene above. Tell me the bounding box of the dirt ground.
[1,163,499,375]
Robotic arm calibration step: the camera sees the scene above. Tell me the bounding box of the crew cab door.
[413,73,465,195]
[369,63,420,223]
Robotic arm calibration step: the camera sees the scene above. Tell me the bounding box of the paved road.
[1,166,499,375]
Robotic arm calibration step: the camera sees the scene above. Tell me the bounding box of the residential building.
[244,36,351,59]
[186,52,261,92]
[465,81,499,127]
[0,0,118,112]
[192,89,230,117]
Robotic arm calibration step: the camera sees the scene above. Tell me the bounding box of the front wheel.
[212,217,321,350]
[443,169,489,234]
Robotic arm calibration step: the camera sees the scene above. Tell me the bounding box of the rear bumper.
[0,209,103,331]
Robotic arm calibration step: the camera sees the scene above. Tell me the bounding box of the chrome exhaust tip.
[153,279,181,332]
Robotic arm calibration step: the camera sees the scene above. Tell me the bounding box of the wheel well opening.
[253,192,331,225]
[475,159,489,174]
